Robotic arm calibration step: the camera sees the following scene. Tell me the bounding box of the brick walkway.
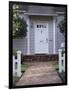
[16,61,62,86]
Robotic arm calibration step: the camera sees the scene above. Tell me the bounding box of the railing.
[58,43,65,73]
[13,51,21,77]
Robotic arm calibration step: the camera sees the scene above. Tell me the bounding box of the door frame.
[33,20,49,54]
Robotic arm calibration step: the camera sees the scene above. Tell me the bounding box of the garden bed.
[53,63,65,83]
[13,63,29,85]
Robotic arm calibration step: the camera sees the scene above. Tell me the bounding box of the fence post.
[63,52,65,72]
[17,51,21,77]
[58,49,62,73]
[13,55,15,76]
[58,42,65,73]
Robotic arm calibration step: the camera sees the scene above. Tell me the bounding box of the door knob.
[46,38,48,43]
[40,40,43,42]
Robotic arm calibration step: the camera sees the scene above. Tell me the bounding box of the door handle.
[40,40,43,43]
[46,38,48,43]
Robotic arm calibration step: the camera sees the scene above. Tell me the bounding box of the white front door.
[35,22,48,54]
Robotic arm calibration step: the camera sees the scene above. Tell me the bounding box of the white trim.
[34,20,49,54]
[14,10,65,15]
[24,13,57,16]
[34,21,36,53]
[53,17,56,54]
[56,12,65,14]
[26,16,30,55]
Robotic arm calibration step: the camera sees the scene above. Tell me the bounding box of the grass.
[58,71,65,82]
[54,64,59,70]
[13,76,20,85]
[13,63,29,85]
[53,63,65,83]
[21,64,29,72]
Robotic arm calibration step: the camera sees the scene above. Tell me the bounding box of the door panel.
[35,22,48,53]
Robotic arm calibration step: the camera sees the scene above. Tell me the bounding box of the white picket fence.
[13,51,21,77]
[58,43,65,73]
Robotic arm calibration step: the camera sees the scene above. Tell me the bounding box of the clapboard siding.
[13,37,27,55]
[56,15,65,53]
[48,19,53,54]
[29,19,35,54]
[28,6,55,14]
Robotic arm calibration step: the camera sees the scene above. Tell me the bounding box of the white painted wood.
[58,47,65,73]
[13,51,21,77]
[26,16,30,55]
[17,51,21,77]
[13,56,15,76]
[63,53,65,72]
[56,12,65,14]
[61,42,65,48]
[58,49,62,73]
[53,17,56,54]
[24,13,57,16]
[34,21,49,54]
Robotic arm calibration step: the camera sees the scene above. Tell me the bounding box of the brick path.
[16,61,62,86]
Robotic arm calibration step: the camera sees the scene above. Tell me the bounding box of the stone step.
[21,54,58,62]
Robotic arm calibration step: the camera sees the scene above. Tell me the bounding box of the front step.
[21,54,58,63]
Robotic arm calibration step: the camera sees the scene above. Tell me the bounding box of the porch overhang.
[24,13,57,16]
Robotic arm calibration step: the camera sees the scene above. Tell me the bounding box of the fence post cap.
[13,55,15,58]
[17,51,21,54]
[61,42,65,48]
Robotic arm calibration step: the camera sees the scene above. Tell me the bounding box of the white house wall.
[13,14,65,55]
[29,18,35,54]
[29,15,65,54]
[49,18,53,54]
[13,37,27,55]
[13,14,28,55]
[56,14,65,53]
[30,16,54,54]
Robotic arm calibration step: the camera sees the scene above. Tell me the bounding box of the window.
[37,24,46,28]
[37,25,38,28]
